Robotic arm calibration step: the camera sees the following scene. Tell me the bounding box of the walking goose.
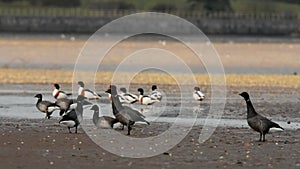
[110,85,135,135]
[34,94,60,119]
[59,95,86,133]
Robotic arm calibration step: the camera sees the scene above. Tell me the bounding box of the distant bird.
[106,87,149,126]
[52,83,72,99]
[119,87,139,104]
[149,85,162,101]
[78,81,101,99]
[239,92,284,142]
[34,94,60,119]
[110,85,135,135]
[137,88,159,105]
[59,95,86,133]
[193,87,205,101]
[90,105,118,128]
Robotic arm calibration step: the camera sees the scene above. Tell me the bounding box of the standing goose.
[78,81,101,100]
[239,92,284,142]
[59,109,80,133]
[193,87,205,101]
[149,85,162,101]
[110,85,135,135]
[106,88,149,125]
[137,88,159,105]
[90,105,118,128]
[34,94,60,119]
[119,87,139,104]
[52,83,72,99]
[59,95,86,133]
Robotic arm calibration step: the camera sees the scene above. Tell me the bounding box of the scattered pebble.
[49,161,54,165]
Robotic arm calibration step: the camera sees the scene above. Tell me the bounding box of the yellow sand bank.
[0,68,299,88]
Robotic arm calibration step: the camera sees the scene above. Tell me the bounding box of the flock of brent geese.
[34,81,284,141]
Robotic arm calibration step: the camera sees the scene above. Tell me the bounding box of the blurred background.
[0,0,300,35]
[0,0,299,79]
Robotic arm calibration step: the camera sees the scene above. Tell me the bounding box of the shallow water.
[0,90,299,130]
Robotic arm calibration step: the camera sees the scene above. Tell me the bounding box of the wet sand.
[0,118,299,169]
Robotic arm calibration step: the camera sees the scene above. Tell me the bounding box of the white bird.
[193,87,205,101]
[52,83,72,99]
[137,88,159,105]
[119,87,139,104]
[78,81,101,100]
[149,85,162,101]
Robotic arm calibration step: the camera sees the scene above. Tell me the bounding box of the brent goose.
[55,97,92,116]
[106,88,149,126]
[193,87,205,101]
[90,105,118,128]
[137,88,159,105]
[239,92,284,142]
[59,109,80,133]
[55,98,75,116]
[110,85,135,135]
[149,85,162,101]
[52,83,72,99]
[59,95,86,133]
[78,81,101,100]
[34,94,60,119]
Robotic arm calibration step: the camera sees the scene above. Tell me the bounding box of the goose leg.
[68,127,72,133]
[259,133,262,142]
[75,126,78,133]
[127,125,131,135]
[262,133,266,142]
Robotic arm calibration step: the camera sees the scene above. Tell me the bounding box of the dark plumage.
[59,109,80,133]
[55,97,92,116]
[59,95,86,133]
[55,98,74,116]
[110,85,135,135]
[34,94,60,119]
[106,88,149,125]
[239,92,284,142]
[90,105,118,128]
